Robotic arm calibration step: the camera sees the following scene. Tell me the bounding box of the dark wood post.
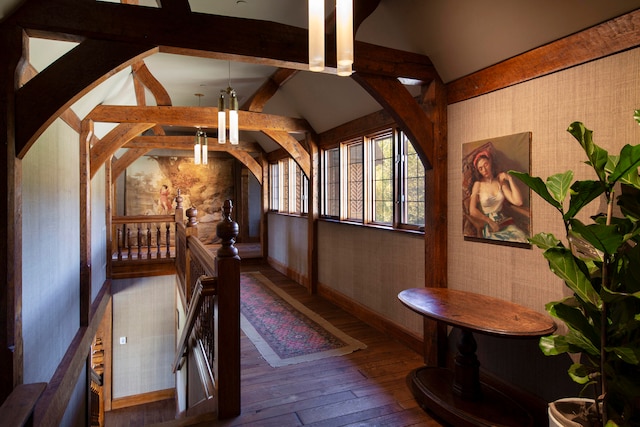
[215,199,240,418]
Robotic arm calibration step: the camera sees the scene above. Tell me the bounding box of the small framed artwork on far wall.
[462,132,531,248]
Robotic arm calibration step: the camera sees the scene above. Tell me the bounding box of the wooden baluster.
[156,226,161,258]
[166,223,171,258]
[117,228,122,261]
[127,228,131,259]
[137,226,142,259]
[147,227,152,259]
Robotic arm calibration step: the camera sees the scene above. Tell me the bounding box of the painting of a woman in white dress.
[462,133,531,246]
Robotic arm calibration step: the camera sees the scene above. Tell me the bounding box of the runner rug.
[240,271,367,367]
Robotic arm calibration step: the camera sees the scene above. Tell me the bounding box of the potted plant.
[509,113,640,427]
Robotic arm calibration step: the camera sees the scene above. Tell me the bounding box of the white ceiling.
[3,0,640,147]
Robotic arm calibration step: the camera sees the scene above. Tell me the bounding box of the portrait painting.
[462,132,531,247]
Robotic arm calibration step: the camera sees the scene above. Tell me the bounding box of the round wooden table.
[398,287,556,427]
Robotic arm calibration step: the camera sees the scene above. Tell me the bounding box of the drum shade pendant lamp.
[308,0,353,76]
[193,94,208,165]
[218,62,239,145]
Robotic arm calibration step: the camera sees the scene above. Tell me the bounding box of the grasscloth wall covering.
[447,47,640,400]
[112,275,175,399]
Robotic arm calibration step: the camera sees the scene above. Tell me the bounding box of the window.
[320,128,425,231]
[371,133,394,224]
[323,148,340,217]
[280,159,289,213]
[269,163,279,211]
[268,158,309,215]
[400,132,425,227]
[345,141,364,221]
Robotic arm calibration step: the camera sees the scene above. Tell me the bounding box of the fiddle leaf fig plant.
[509,113,640,427]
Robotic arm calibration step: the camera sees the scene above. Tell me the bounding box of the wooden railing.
[173,200,241,420]
[109,191,186,279]
[111,215,175,261]
[0,383,46,427]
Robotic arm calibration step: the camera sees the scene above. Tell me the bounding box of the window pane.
[372,134,393,224]
[347,143,363,221]
[270,163,279,211]
[301,173,309,214]
[402,134,425,226]
[281,159,289,213]
[323,148,340,217]
[294,163,302,214]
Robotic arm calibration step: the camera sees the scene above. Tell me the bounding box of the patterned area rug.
[240,271,367,367]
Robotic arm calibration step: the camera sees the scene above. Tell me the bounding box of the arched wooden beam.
[262,130,311,177]
[120,135,264,184]
[132,61,172,106]
[111,148,151,182]
[90,122,155,178]
[88,105,313,133]
[15,38,157,157]
[351,72,434,169]
[242,68,297,112]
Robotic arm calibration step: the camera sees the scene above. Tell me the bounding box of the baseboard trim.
[266,257,309,288]
[317,282,423,355]
[111,388,175,410]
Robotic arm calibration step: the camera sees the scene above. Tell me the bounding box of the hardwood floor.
[105,260,443,427]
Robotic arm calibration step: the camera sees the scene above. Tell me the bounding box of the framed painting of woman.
[462,132,531,247]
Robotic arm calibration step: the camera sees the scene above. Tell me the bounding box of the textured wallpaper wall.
[111,275,176,398]
[447,47,640,400]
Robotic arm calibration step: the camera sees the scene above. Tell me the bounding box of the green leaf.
[610,144,640,184]
[528,232,561,251]
[509,170,564,210]
[539,334,570,355]
[543,247,603,308]
[568,362,592,384]
[547,171,574,206]
[547,300,600,355]
[564,180,606,220]
[609,346,640,365]
[567,122,609,182]
[570,219,625,256]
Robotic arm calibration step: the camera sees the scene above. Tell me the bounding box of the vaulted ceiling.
[3,0,640,155]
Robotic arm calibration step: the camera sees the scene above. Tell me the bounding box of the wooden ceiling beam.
[87,105,313,134]
[90,122,155,178]
[15,38,157,157]
[447,9,640,104]
[125,135,259,152]
[352,73,434,169]
[13,0,435,80]
[122,136,263,184]
[132,61,172,106]
[262,130,311,177]
[112,148,151,181]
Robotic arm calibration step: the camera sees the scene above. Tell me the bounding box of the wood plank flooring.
[105,260,443,427]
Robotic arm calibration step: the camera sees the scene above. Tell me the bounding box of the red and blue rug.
[240,271,367,367]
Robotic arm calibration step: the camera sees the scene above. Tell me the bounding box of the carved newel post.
[186,205,198,227]
[216,199,239,259]
[174,189,184,223]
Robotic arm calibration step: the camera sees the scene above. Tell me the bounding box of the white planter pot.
[548,397,597,427]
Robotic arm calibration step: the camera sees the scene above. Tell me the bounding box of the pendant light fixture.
[193,93,208,165]
[308,0,325,72]
[308,0,353,76]
[193,127,208,165]
[336,0,354,76]
[218,62,239,145]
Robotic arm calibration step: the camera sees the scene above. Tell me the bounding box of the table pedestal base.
[408,366,533,427]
